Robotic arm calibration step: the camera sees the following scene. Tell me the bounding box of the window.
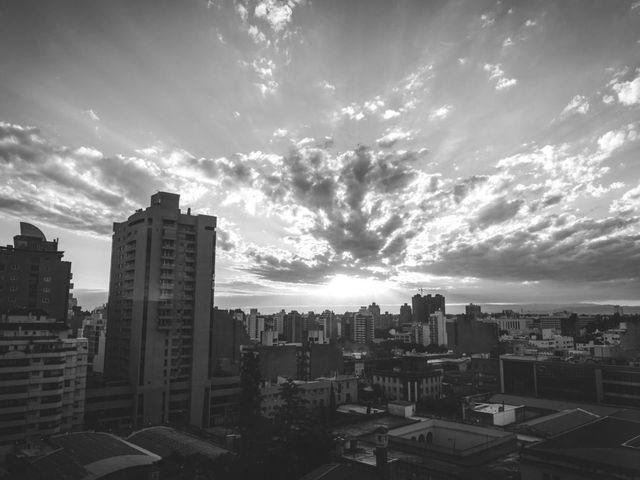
[43,276,52,282]
[42,287,50,293]
[11,265,19,271]
[42,297,50,304]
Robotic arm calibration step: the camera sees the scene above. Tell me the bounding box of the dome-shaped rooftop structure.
[19,222,46,241]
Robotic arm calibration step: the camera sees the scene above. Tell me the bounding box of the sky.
[1,0,640,313]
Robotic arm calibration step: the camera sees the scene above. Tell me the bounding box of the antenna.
[418,288,426,295]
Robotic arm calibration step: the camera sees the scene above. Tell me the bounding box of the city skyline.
[1,0,640,311]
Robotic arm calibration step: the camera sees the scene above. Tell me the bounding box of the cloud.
[502,37,514,48]
[429,105,451,120]
[483,63,517,91]
[376,129,414,148]
[427,216,640,283]
[0,122,230,235]
[612,75,640,105]
[85,109,100,122]
[480,13,495,28]
[318,80,335,93]
[473,197,524,229]
[561,95,590,115]
[254,0,298,33]
[383,109,400,120]
[597,129,628,156]
[248,25,268,45]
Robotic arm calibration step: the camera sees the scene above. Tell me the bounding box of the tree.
[238,350,262,427]
[272,379,335,480]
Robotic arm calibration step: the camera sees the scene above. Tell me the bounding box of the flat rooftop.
[472,403,521,414]
[489,393,622,417]
[526,416,640,473]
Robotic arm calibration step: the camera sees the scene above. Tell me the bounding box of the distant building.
[81,305,107,373]
[0,222,73,322]
[411,293,446,323]
[0,310,87,448]
[260,375,358,418]
[372,368,443,402]
[283,310,304,343]
[500,354,640,407]
[351,307,374,344]
[447,316,499,354]
[465,303,482,320]
[399,303,412,323]
[427,311,447,346]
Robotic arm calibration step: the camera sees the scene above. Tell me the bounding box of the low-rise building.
[260,375,359,418]
[520,413,640,480]
[466,402,524,426]
[372,368,442,402]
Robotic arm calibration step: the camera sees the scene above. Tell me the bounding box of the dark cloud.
[0,122,184,235]
[245,250,336,284]
[473,197,524,229]
[426,216,640,283]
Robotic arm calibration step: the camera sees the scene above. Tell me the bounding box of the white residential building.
[0,310,87,448]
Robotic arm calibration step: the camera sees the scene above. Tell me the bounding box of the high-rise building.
[369,302,381,327]
[412,293,446,323]
[0,223,72,322]
[104,192,216,427]
[283,310,303,343]
[465,303,482,320]
[399,303,412,323]
[352,307,374,344]
[0,310,87,447]
[428,311,447,346]
[81,305,107,373]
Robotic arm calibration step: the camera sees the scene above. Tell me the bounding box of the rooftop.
[489,393,621,417]
[24,432,160,480]
[127,426,230,461]
[472,403,522,415]
[517,408,599,438]
[525,416,640,473]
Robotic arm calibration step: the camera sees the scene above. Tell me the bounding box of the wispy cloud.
[483,63,517,91]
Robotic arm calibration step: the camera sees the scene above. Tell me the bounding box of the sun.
[317,274,388,299]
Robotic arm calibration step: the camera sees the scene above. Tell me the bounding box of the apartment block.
[104,192,216,427]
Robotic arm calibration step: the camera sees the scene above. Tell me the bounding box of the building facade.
[104,192,216,427]
[351,307,374,344]
[372,368,443,403]
[0,223,72,322]
[0,311,87,448]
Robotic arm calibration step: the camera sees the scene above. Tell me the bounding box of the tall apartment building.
[352,307,374,344]
[104,192,216,427]
[427,311,447,346]
[0,223,72,321]
[465,303,482,320]
[0,310,87,449]
[411,293,445,323]
[81,306,107,373]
